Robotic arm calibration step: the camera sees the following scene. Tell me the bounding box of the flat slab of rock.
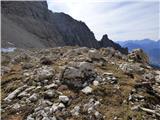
[44,83,58,89]
[4,85,27,102]
[59,95,69,103]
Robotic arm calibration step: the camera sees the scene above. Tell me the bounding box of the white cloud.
[47,0,160,41]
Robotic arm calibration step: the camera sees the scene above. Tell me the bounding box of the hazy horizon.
[47,0,160,41]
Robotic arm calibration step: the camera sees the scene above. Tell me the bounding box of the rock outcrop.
[1,1,128,54]
[128,49,149,64]
[61,62,97,90]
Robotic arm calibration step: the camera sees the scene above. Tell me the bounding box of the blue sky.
[47,0,159,41]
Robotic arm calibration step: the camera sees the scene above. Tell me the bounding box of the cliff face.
[51,13,99,48]
[1,1,128,54]
[1,1,65,48]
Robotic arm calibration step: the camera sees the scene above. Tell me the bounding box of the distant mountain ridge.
[117,39,160,66]
[1,1,128,54]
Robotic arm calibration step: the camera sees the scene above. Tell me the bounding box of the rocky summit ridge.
[1,47,160,120]
[1,1,128,54]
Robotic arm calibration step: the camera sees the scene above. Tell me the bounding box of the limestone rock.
[119,63,133,73]
[12,103,21,110]
[29,93,38,102]
[93,80,99,86]
[22,63,33,69]
[59,95,69,103]
[81,86,93,94]
[4,85,27,102]
[50,103,65,113]
[88,49,102,60]
[45,83,58,89]
[61,62,97,89]
[37,66,54,81]
[44,90,56,98]
[119,63,144,74]
[71,106,80,116]
[83,98,100,114]
[143,73,155,80]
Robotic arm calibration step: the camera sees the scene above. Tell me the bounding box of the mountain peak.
[98,34,128,54]
[102,34,109,40]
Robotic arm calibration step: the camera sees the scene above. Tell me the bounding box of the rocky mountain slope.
[1,1,128,54]
[1,47,160,120]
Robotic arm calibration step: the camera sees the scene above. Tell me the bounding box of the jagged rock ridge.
[1,1,128,54]
[99,34,128,54]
